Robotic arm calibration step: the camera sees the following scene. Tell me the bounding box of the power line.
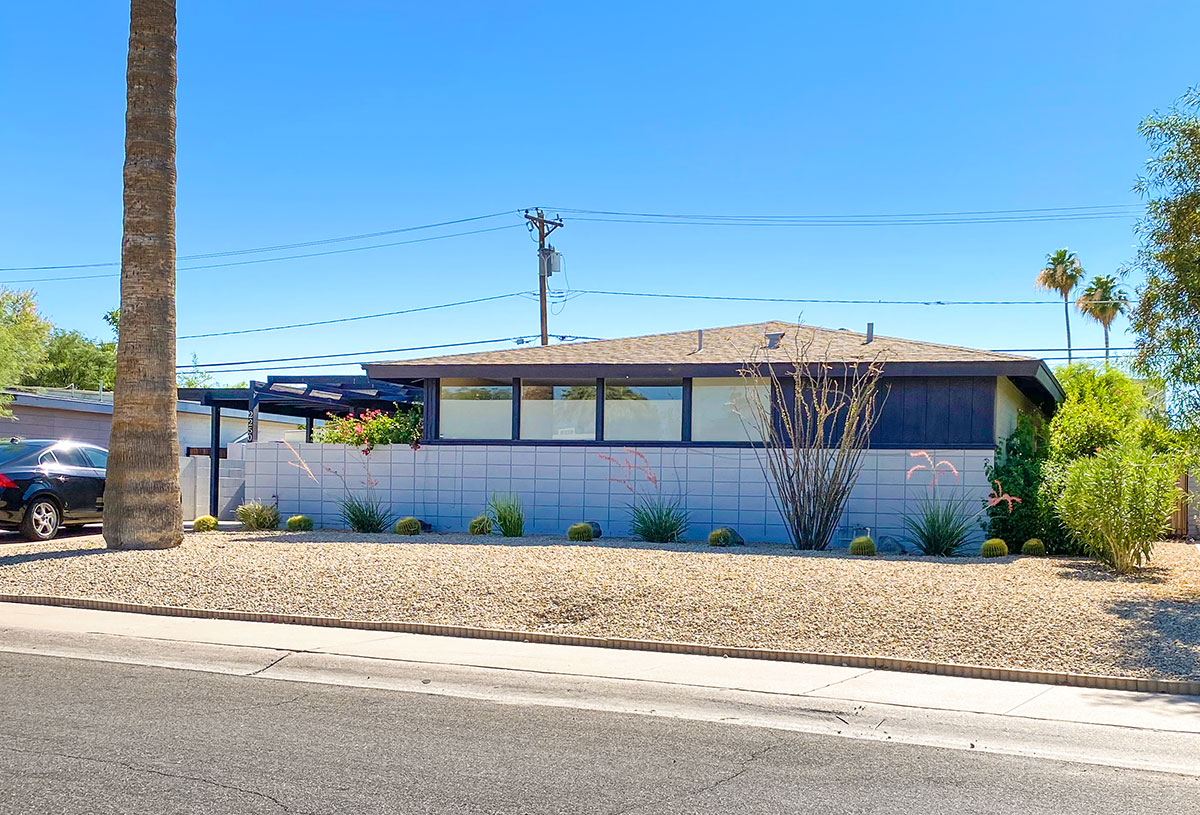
[178,292,531,339]
[569,289,1134,306]
[3,224,523,284]
[185,335,598,374]
[546,204,1142,227]
[186,335,602,369]
[550,204,1140,220]
[0,210,520,272]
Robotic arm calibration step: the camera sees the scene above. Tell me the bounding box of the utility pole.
[524,209,563,346]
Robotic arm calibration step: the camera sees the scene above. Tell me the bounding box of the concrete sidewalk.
[4,600,1198,736]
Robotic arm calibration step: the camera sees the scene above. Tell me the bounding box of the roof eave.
[363,358,1047,381]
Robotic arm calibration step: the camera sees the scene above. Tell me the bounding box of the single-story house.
[241,321,1062,543]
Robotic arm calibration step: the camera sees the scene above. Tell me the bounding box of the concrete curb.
[4,592,1198,697]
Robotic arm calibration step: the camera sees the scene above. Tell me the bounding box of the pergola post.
[208,404,221,518]
[304,416,314,443]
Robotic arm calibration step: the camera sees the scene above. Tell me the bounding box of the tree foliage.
[0,288,52,417]
[1130,88,1200,434]
[987,365,1182,556]
[21,329,117,391]
[1075,275,1129,362]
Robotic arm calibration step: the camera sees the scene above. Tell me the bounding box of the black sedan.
[0,438,108,541]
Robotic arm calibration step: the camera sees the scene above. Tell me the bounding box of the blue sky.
[1,1,1196,382]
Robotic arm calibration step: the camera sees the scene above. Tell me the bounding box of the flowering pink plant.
[313,404,421,451]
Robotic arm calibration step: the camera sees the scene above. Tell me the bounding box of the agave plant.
[339,493,395,533]
[900,493,978,556]
[629,495,690,543]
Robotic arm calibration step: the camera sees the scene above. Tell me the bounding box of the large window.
[604,380,682,441]
[520,381,596,440]
[691,377,769,442]
[439,378,512,439]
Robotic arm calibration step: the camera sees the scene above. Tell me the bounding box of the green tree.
[176,354,216,388]
[0,288,52,417]
[1075,275,1129,364]
[1035,249,1085,363]
[1130,87,1200,436]
[21,330,117,391]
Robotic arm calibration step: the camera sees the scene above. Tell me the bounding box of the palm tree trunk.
[104,0,183,550]
[1103,324,1110,365]
[1063,298,1073,364]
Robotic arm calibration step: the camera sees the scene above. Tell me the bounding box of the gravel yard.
[2,529,1199,680]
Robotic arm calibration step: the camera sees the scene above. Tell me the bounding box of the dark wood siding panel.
[972,377,996,442]
[871,376,995,448]
[925,379,951,447]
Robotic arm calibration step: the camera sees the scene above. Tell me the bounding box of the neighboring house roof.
[363,321,1063,405]
[0,387,297,424]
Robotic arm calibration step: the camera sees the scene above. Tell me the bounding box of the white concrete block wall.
[242,442,993,545]
[179,456,246,521]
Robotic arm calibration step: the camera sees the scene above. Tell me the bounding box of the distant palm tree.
[1035,249,1085,363]
[1075,275,1129,364]
[104,0,183,550]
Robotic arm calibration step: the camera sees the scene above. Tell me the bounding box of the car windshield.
[0,441,43,467]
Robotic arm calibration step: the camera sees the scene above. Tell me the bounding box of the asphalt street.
[1,650,1197,814]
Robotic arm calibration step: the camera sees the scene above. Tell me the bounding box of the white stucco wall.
[993,376,1039,444]
[240,442,993,545]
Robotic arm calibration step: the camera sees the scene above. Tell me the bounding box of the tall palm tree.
[1035,249,1085,363]
[104,0,183,550]
[1075,275,1129,364]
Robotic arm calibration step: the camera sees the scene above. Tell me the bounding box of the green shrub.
[980,538,1008,558]
[313,404,422,451]
[487,493,525,537]
[708,528,731,547]
[849,535,876,556]
[285,515,313,532]
[567,522,594,542]
[236,501,280,531]
[984,415,1070,552]
[1021,538,1046,556]
[339,493,394,533]
[629,495,689,543]
[393,516,421,535]
[901,493,976,556]
[468,515,493,536]
[192,515,219,532]
[1055,440,1180,573]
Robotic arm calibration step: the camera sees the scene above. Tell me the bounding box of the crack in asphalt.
[606,739,786,815]
[247,652,291,677]
[0,744,305,814]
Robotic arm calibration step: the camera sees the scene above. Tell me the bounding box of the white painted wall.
[240,442,992,545]
[994,376,1040,443]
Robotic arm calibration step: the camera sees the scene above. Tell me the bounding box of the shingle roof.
[370,321,1032,368]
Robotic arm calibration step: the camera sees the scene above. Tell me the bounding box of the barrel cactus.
[393,517,421,535]
[286,515,313,532]
[567,522,594,542]
[192,515,218,532]
[849,535,876,556]
[468,515,493,536]
[707,527,744,546]
[981,538,1008,558]
[1021,538,1046,556]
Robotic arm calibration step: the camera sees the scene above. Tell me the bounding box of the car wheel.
[20,498,61,541]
